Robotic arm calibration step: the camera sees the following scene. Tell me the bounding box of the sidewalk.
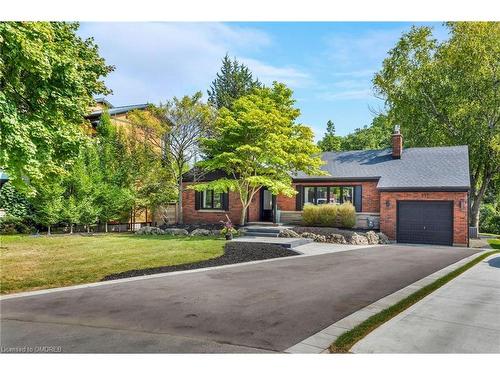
[352,253,500,353]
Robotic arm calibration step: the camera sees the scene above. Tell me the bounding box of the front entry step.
[242,225,290,238]
[232,236,313,249]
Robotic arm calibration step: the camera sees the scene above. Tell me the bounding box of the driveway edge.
[0,245,374,300]
[284,249,489,354]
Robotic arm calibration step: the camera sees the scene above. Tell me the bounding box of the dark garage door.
[397,201,453,246]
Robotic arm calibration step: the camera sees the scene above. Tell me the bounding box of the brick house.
[182,128,470,247]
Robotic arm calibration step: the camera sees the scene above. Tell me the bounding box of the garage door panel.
[397,201,453,246]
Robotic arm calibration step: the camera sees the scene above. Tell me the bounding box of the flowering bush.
[220,215,238,236]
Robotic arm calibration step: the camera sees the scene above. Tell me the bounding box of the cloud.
[77,22,310,106]
[240,58,312,88]
[323,28,405,70]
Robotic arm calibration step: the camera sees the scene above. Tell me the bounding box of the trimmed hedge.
[302,203,356,228]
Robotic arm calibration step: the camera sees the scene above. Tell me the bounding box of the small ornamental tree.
[195,82,326,225]
[31,179,64,235]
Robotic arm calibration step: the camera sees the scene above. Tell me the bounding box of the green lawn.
[488,239,500,249]
[0,234,225,294]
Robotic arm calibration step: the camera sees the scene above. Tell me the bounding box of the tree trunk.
[47,225,51,235]
[177,177,183,224]
[105,221,108,233]
[70,224,74,234]
[469,168,492,228]
[87,225,90,234]
[240,205,247,226]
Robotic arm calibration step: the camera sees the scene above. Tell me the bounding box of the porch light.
[459,199,466,210]
[385,200,391,208]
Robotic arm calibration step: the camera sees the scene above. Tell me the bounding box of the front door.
[260,188,274,222]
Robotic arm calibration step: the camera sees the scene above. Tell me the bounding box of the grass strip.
[488,239,500,249]
[329,250,500,353]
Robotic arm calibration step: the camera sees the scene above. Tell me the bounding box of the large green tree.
[318,120,342,152]
[129,94,214,224]
[207,54,261,110]
[340,114,392,151]
[373,22,500,227]
[0,22,113,191]
[196,82,325,225]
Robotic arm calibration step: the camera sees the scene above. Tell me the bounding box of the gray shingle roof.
[293,146,470,191]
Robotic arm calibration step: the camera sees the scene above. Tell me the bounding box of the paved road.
[0,245,478,353]
[352,254,500,353]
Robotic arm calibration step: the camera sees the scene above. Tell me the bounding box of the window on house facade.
[201,190,223,210]
[303,186,357,207]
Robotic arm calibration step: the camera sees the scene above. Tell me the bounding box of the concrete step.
[232,236,313,249]
[243,231,280,238]
[244,227,282,234]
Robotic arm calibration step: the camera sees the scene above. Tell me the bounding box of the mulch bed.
[101,242,298,281]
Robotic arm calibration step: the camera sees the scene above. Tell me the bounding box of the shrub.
[318,204,337,226]
[337,202,356,228]
[480,203,500,234]
[0,215,31,234]
[302,204,320,226]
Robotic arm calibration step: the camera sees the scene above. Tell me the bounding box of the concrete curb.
[284,249,490,354]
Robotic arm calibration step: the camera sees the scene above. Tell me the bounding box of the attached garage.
[397,201,453,246]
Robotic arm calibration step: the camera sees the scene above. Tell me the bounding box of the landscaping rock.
[300,232,327,242]
[211,229,222,236]
[278,228,300,238]
[135,226,164,235]
[325,233,347,244]
[349,232,369,245]
[163,228,189,236]
[378,232,390,244]
[365,231,380,245]
[190,228,212,236]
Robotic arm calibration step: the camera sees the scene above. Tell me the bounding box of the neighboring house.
[86,97,148,128]
[182,128,470,247]
[85,98,153,227]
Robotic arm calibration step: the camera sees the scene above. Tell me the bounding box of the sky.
[78,22,447,139]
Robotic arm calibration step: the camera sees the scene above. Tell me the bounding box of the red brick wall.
[277,181,380,213]
[182,185,260,225]
[379,191,468,245]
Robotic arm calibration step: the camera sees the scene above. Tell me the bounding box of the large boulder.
[135,226,164,235]
[190,228,212,236]
[278,228,300,238]
[365,231,380,245]
[300,232,327,242]
[163,228,189,236]
[378,232,390,244]
[325,233,347,244]
[349,232,369,245]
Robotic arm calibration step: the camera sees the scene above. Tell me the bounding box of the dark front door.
[397,201,453,246]
[260,188,274,222]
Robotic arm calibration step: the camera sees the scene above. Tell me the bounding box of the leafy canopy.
[373,22,500,225]
[318,120,342,152]
[196,82,325,224]
[340,114,392,151]
[0,22,113,190]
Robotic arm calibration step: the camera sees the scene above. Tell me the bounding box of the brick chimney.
[392,125,403,159]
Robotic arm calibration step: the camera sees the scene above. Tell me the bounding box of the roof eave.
[378,186,470,192]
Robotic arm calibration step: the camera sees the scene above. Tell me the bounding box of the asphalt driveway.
[0,245,478,353]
